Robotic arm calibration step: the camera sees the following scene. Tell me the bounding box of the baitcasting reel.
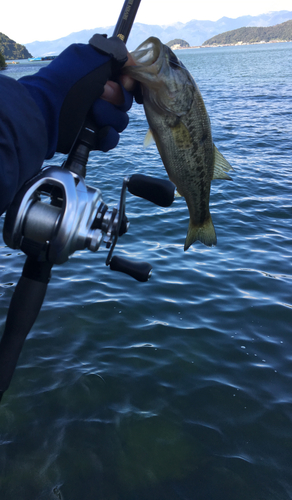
[3,165,175,282]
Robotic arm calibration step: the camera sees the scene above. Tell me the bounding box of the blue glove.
[18,35,133,158]
[90,86,133,152]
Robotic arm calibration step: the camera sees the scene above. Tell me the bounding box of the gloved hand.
[90,85,133,152]
[19,35,133,158]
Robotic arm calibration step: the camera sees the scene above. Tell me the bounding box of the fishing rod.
[113,0,141,41]
[0,0,175,401]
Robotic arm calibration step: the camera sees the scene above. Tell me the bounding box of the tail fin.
[184,215,217,251]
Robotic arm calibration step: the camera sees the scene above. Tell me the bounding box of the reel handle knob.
[109,255,152,282]
[128,174,175,207]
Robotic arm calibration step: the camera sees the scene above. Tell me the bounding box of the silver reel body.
[3,166,122,265]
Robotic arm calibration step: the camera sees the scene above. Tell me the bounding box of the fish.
[124,37,233,251]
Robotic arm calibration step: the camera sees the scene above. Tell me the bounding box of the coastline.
[174,39,292,50]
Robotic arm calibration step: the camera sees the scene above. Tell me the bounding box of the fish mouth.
[131,37,162,68]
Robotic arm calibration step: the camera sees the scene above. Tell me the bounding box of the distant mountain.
[166,39,190,49]
[0,32,32,59]
[203,19,292,45]
[23,10,292,57]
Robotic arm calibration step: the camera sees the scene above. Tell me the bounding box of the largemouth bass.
[124,37,233,250]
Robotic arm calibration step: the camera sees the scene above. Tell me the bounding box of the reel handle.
[110,255,152,282]
[128,174,175,207]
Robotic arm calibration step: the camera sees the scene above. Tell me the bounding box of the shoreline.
[174,39,292,50]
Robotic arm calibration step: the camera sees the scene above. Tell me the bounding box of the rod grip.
[0,258,52,399]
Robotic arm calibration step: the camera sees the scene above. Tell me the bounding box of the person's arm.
[0,75,48,215]
[18,36,134,157]
[0,35,135,216]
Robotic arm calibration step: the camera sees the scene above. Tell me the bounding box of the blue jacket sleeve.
[0,74,48,215]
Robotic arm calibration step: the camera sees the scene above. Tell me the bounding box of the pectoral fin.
[212,145,233,180]
[143,129,155,148]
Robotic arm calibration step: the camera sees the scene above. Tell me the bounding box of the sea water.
[0,42,292,499]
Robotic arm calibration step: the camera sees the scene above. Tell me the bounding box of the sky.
[1,0,292,44]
